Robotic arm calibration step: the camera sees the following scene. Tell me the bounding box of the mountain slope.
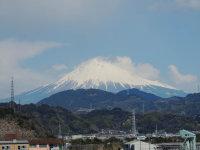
[81,108,200,133]
[0,103,98,135]
[20,104,98,134]
[2,102,200,134]
[48,57,185,98]
[1,57,186,104]
[117,88,161,101]
[0,106,49,139]
[38,89,200,116]
[38,89,132,111]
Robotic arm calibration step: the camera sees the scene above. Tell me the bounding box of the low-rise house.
[29,139,64,150]
[0,140,29,150]
[71,135,83,140]
[124,140,157,150]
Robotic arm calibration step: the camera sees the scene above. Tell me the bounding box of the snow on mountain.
[1,57,186,104]
[52,57,175,91]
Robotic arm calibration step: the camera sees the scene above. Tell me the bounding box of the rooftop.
[29,139,64,145]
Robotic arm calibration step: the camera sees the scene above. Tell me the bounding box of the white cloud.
[52,64,68,71]
[135,63,160,80]
[94,57,199,92]
[168,65,197,84]
[98,56,160,81]
[0,39,64,65]
[175,0,200,9]
[149,0,200,11]
[0,39,66,98]
[0,0,121,28]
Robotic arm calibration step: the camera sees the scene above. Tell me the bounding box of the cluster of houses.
[0,134,64,150]
[1,133,192,150]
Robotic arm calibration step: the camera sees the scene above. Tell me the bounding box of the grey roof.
[0,140,29,144]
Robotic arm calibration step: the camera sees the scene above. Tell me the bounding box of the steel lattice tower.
[58,122,62,138]
[132,109,137,137]
[143,103,145,115]
[10,77,14,110]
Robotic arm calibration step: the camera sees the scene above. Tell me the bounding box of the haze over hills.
[1,57,186,104]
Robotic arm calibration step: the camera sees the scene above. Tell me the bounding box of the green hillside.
[0,107,49,139]
[38,89,200,116]
[20,104,98,135]
[2,101,200,135]
[81,108,200,133]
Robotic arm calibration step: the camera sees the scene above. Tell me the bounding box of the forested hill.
[37,89,200,116]
[0,107,49,140]
[80,108,200,133]
[2,102,200,135]
[0,102,98,135]
[20,104,98,135]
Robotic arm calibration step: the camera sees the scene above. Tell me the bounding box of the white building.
[71,135,83,140]
[124,140,157,150]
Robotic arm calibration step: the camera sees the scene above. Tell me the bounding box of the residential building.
[124,140,157,150]
[29,139,64,150]
[0,140,29,150]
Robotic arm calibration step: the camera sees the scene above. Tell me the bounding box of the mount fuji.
[2,57,186,104]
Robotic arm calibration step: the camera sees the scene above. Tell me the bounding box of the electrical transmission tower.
[10,77,15,111]
[19,99,22,112]
[132,109,137,137]
[143,103,145,115]
[58,122,62,138]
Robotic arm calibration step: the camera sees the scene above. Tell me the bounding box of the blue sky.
[0,0,200,98]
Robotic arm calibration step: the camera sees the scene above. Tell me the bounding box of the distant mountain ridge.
[38,89,200,116]
[1,57,186,104]
[117,88,161,101]
[37,89,128,111]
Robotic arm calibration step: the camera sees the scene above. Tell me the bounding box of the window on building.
[50,144,57,148]
[39,144,47,148]
[2,146,11,150]
[18,145,27,150]
[30,145,37,148]
[131,145,135,150]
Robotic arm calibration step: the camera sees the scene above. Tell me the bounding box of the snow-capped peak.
[4,57,186,104]
[53,57,175,91]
